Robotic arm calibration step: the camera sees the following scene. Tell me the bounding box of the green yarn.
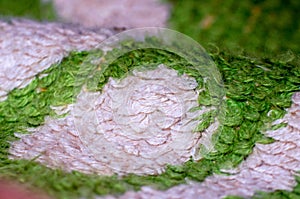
[0,28,299,198]
[0,41,299,198]
[0,0,299,197]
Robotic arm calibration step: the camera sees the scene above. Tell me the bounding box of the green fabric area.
[0,0,298,198]
[0,0,56,21]
[167,0,300,56]
[167,1,300,197]
[0,40,299,198]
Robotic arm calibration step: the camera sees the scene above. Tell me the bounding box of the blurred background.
[0,0,299,57]
[0,0,56,21]
[168,0,300,56]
